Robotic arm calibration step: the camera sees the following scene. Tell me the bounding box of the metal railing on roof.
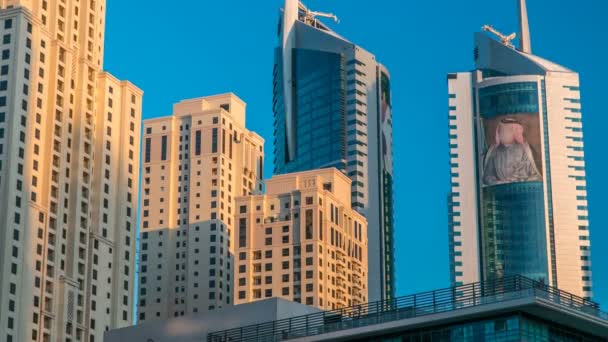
[207,275,606,342]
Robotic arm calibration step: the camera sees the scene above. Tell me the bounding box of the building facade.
[234,168,368,310]
[137,94,264,321]
[273,0,394,302]
[448,0,592,299]
[0,2,142,342]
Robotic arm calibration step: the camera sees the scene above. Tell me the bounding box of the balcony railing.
[207,275,607,342]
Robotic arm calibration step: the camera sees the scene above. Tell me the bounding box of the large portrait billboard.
[479,82,542,187]
[380,70,393,175]
[481,114,542,186]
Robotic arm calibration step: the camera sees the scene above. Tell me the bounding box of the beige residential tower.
[0,1,142,342]
[137,93,264,321]
[234,168,368,310]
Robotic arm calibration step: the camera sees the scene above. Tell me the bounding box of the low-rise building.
[104,298,320,342]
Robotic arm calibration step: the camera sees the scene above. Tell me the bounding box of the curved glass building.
[274,48,346,174]
[447,0,593,299]
[273,0,395,301]
[478,81,549,282]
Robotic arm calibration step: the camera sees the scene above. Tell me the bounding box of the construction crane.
[304,10,339,24]
[482,25,516,48]
[298,2,339,25]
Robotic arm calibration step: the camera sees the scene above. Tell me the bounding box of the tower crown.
[518,0,532,53]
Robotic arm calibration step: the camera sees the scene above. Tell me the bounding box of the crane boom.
[482,25,517,48]
[306,10,339,24]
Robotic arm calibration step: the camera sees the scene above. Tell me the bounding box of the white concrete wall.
[544,72,591,298]
[448,72,481,286]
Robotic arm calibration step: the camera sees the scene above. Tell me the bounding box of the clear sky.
[104,0,608,307]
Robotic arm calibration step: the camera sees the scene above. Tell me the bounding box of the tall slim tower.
[448,0,592,299]
[0,1,142,342]
[273,0,394,302]
[137,94,264,321]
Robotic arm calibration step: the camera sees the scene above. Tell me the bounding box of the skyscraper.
[137,94,264,321]
[234,168,368,310]
[273,0,394,302]
[0,1,142,341]
[448,0,592,299]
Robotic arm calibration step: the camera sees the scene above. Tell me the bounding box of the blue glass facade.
[273,48,346,174]
[481,182,549,282]
[478,81,549,283]
[348,315,602,341]
[479,82,539,117]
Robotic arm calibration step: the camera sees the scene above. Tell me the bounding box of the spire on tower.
[518,0,532,53]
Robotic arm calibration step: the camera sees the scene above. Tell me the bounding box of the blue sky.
[104,0,607,307]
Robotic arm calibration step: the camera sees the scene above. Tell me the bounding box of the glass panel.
[274,48,346,174]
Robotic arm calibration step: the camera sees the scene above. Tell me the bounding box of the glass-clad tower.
[448,0,593,299]
[273,0,395,301]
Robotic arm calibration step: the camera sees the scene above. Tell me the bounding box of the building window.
[319,211,323,241]
[195,130,201,155]
[239,218,247,248]
[161,135,168,161]
[212,128,218,153]
[305,209,313,239]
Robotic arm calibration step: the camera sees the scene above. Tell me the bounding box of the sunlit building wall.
[137,94,264,321]
[234,168,368,310]
[0,1,142,341]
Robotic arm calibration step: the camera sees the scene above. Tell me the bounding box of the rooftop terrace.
[207,275,608,341]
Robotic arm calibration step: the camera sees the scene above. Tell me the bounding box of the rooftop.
[104,298,320,342]
[207,275,608,341]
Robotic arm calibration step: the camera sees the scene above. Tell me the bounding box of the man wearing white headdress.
[483,118,541,186]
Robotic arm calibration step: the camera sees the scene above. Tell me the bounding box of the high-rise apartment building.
[137,94,264,321]
[448,0,592,299]
[0,2,142,342]
[273,0,394,302]
[234,168,368,310]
